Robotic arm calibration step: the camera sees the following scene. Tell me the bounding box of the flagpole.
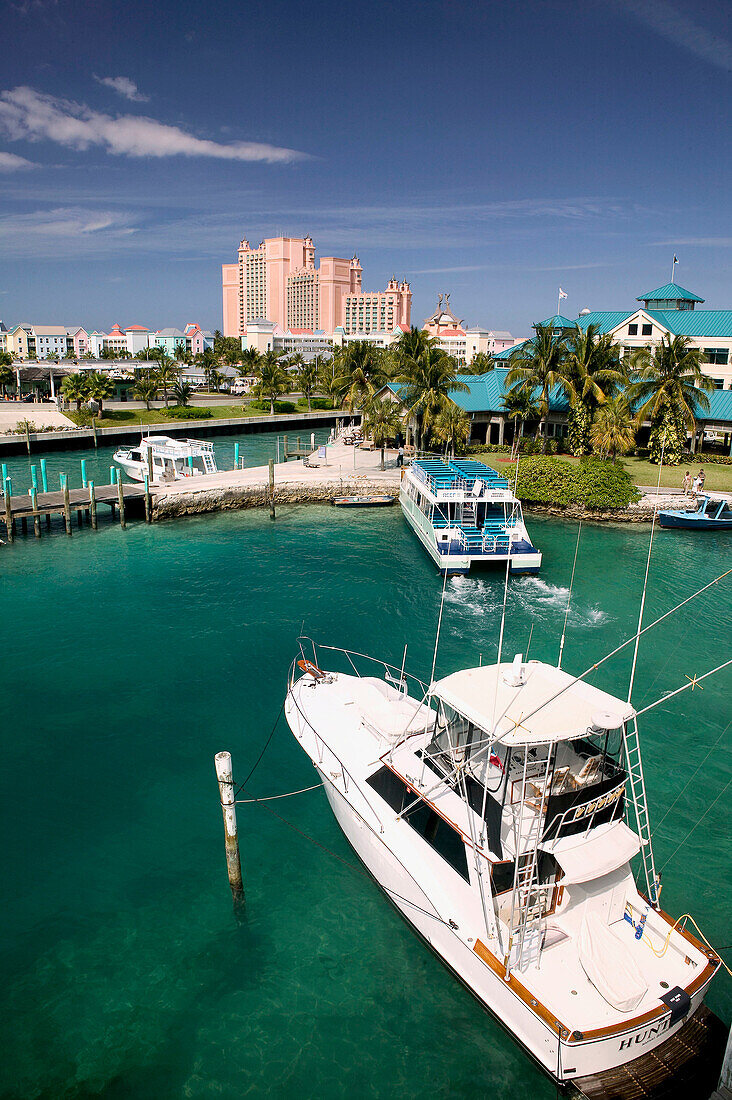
[671,256,677,282]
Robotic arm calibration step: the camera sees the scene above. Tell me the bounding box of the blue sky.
[0,0,730,336]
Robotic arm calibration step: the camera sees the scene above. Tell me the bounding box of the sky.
[0,0,730,336]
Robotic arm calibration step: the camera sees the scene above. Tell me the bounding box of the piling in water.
[117,475,126,529]
[32,487,41,538]
[214,751,244,909]
[40,459,48,494]
[144,474,151,523]
[63,482,72,536]
[269,459,275,520]
[89,482,97,530]
[81,459,87,488]
[4,481,13,543]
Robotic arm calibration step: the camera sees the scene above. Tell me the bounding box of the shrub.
[165,404,213,420]
[516,455,641,510]
[296,396,332,410]
[248,399,296,414]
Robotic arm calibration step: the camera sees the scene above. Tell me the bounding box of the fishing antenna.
[429,560,450,688]
[627,433,665,705]
[557,521,582,670]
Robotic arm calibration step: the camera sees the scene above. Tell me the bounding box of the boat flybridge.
[400,458,541,574]
[285,644,721,1094]
[113,435,217,484]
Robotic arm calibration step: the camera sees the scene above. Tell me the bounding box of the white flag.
[558,288,568,300]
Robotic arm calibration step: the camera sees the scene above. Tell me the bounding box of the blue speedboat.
[658,494,732,530]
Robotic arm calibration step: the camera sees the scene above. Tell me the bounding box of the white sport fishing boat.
[113,435,217,483]
[284,639,723,1095]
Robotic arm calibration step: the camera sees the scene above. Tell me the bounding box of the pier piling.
[81,459,87,488]
[234,442,240,469]
[40,459,48,494]
[63,482,72,536]
[146,446,153,485]
[269,459,275,520]
[25,420,31,455]
[31,487,41,537]
[144,474,151,523]
[89,482,97,530]
[31,466,38,492]
[117,475,126,528]
[214,751,245,910]
[4,482,13,542]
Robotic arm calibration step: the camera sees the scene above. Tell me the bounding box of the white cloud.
[620,0,732,72]
[0,150,36,170]
[0,86,308,164]
[652,237,732,248]
[0,206,139,257]
[93,76,149,103]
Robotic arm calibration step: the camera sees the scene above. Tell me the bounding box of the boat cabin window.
[130,450,142,462]
[367,766,470,881]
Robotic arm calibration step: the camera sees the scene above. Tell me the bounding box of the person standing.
[397,445,404,468]
[698,468,705,494]
[682,470,692,496]
[692,472,701,499]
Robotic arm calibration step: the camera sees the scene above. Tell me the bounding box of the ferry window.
[367,767,470,881]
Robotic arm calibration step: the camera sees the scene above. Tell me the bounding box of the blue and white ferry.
[400,458,542,574]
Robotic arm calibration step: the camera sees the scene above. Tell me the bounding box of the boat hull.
[659,513,732,530]
[314,764,715,1086]
[331,496,395,507]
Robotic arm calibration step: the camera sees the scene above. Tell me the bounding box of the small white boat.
[285,643,722,1095]
[400,457,541,574]
[113,435,218,483]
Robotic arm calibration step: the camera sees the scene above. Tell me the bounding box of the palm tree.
[255,351,290,414]
[0,361,13,396]
[564,324,625,455]
[338,341,387,411]
[501,387,539,453]
[174,342,187,363]
[506,324,573,453]
[237,347,260,381]
[318,354,343,408]
[433,399,471,456]
[61,373,90,410]
[362,396,403,470]
[626,335,713,464]
[85,370,115,418]
[297,359,319,411]
[155,359,179,408]
[393,326,435,365]
[172,381,192,407]
[463,351,495,376]
[133,369,159,410]
[590,396,636,459]
[397,347,468,450]
[209,368,225,393]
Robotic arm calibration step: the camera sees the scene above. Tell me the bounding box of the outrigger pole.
[634,658,732,718]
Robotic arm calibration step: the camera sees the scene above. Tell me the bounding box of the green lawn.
[472,449,732,493]
[67,402,336,428]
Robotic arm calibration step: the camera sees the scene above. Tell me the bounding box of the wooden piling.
[92,418,98,449]
[269,459,275,520]
[25,420,31,455]
[63,482,72,536]
[32,487,41,537]
[283,434,288,461]
[31,465,38,491]
[146,446,154,484]
[144,474,151,523]
[4,483,13,543]
[117,475,126,528]
[21,515,28,535]
[214,751,244,908]
[234,442,240,469]
[40,459,48,493]
[81,459,87,488]
[89,482,97,530]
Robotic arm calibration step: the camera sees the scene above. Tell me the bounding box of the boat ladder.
[202,452,217,475]
[508,751,553,973]
[623,716,659,904]
[461,501,477,526]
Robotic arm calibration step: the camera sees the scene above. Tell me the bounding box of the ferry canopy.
[433,661,634,745]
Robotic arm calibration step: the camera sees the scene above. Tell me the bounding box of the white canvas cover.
[541,821,640,885]
[579,912,648,1014]
[351,678,434,744]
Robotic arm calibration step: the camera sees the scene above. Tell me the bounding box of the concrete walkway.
[0,402,75,431]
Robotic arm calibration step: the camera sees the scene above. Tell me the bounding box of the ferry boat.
[285,643,722,1096]
[113,435,218,484]
[658,494,732,531]
[400,458,541,574]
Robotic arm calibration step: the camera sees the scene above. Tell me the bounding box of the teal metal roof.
[700,388,732,423]
[646,310,732,339]
[493,340,528,360]
[576,311,635,334]
[537,314,576,329]
[449,369,569,414]
[637,283,704,303]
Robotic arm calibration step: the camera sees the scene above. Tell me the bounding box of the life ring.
[297,658,324,680]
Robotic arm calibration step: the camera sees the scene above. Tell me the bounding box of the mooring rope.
[235,782,323,803]
[232,696,286,799]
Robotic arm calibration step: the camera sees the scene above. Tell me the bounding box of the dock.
[2,481,147,540]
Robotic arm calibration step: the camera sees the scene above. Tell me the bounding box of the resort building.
[496,282,732,389]
[222,234,411,337]
[244,320,334,358]
[422,295,520,365]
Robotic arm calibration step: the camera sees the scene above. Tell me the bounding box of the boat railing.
[482,530,511,554]
[297,636,430,697]
[546,779,626,840]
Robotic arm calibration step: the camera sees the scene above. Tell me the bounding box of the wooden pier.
[2,481,147,541]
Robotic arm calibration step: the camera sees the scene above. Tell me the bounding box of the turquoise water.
[1,427,332,495]
[0,508,729,1098]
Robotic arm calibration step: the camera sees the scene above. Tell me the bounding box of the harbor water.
[0,507,729,1098]
[0,426,333,495]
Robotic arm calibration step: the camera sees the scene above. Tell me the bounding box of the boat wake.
[444,575,609,629]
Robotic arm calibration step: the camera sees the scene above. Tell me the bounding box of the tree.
[318,354,342,408]
[626,335,713,464]
[174,342,187,363]
[209,368,226,393]
[0,359,15,396]
[133,369,159,410]
[393,326,435,365]
[84,370,115,417]
[338,341,387,411]
[155,358,179,408]
[254,351,290,413]
[213,332,243,366]
[297,359,319,411]
[433,399,471,456]
[237,347,260,379]
[564,324,625,456]
[590,396,636,459]
[501,386,539,452]
[61,372,90,411]
[505,324,573,453]
[397,346,468,450]
[463,351,495,376]
[363,395,403,469]
[172,381,192,406]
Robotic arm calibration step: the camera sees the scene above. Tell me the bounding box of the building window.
[628,324,638,335]
[712,378,725,389]
[704,348,729,366]
[641,324,652,336]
